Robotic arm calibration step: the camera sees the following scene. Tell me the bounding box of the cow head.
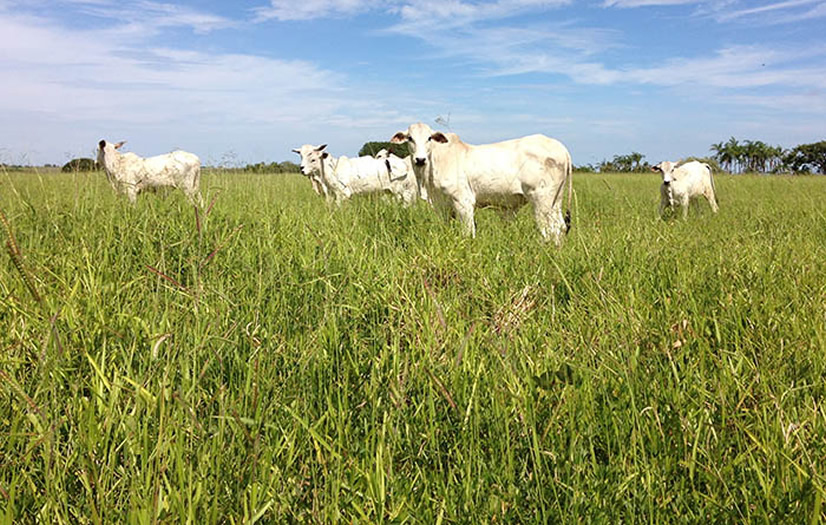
[291,144,328,177]
[390,122,448,169]
[97,139,126,165]
[652,161,676,185]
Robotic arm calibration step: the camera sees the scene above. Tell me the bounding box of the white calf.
[652,160,718,218]
[390,123,573,244]
[97,140,202,205]
[374,149,427,203]
[292,144,419,205]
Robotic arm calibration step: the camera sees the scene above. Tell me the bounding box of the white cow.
[97,140,202,205]
[291,144,329,198]
[390,123,573,244]
[652,160,718,218]
[374,149,427,202]
[292,144,419,206]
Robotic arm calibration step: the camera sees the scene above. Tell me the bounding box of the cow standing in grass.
[374,148,427,202]
[292,144,419,206]
[653,160,718,219]
[291,144,329,199]
[390,123,573,245]
[97,140,203,205]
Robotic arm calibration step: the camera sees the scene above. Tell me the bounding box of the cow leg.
[125,187,138,204]
[659,195,669,218]
[680,197,690,219]
[706,191,719,213]
[452,197,476,237]
[659,185,673,219]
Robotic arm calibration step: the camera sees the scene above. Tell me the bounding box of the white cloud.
[602,0,698,7]
[623,45,826,89]
[716,0,826,22]
[4,0,238,33]
[253,0,570,23]
[253,0,385,21]
[602,0,826,24]
[384,0,826,93]
[0,11,414,164]
[395,0,570,28]
[80,0,238,33]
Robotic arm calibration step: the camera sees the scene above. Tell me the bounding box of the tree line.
[32,137,826,175]
[580,138,825,175]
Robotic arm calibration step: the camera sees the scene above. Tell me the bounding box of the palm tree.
[725,137,742,174]
[710,141,731,173]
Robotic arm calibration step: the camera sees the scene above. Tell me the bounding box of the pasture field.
[1,168,826,523]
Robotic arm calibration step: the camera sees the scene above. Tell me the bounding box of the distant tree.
[574,163,596,173]
[278,161,300,173]
[62,158,97,172]
[598,159,616,173]
[784,141,826,174]
[726,137,743,173]
[710,141,732,172]
[358,141,410,158]
[711,138,787,174]
[240,160,301,174]
[600,152,649,173]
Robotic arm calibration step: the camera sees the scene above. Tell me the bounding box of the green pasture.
[1,169,825,522]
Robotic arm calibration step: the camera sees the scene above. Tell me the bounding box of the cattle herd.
[98,123,719,246]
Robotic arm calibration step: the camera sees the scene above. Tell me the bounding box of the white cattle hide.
[291,144,329,198]
[653,160,718,218]
[391,123,573,244]
[97,140,202,205]
[374,149,427,203]
[292,144,419,205]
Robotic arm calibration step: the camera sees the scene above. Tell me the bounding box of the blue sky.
[1,0,824,167]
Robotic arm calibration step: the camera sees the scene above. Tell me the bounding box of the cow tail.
[564,155,573,234]
[706,163,719,205]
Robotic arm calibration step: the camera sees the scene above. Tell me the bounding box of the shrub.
[358,141,410,158]
[62,158,97,172]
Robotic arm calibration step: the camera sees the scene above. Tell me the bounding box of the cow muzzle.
[414,157,426,167]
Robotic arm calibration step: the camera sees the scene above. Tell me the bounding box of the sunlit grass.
[1,168,825,522]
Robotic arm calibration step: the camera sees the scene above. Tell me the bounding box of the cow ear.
[390,132,407,144]
[315,144,327,152]
[115,141,126,149]
[431,132,448,144]
[99,139,106,149]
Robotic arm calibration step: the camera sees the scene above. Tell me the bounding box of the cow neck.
[102,149,123,175]
[318,154,340,187]
[426,142,456,187]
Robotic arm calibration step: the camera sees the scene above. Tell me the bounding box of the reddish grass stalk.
[145,264,189,292]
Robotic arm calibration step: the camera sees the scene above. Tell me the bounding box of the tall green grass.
[1,168,825,522]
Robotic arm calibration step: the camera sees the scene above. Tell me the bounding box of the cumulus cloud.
[0,9,414,164]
